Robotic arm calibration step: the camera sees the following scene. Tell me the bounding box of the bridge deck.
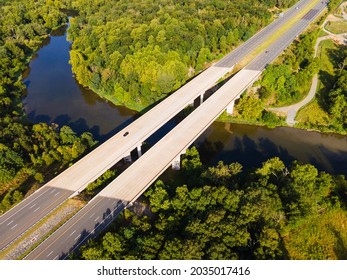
[25,69,261,259]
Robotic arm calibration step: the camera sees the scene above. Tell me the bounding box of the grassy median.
[236,0,323,69]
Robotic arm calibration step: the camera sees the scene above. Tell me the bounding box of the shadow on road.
[55,198,128,260]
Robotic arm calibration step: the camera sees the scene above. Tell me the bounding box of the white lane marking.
[54,192,61,197]
[47,251,54,257]
[33,207,40,213]
[54,255,59,260]
[50,189,56,194]
[30,204,37,209]
[7,220,13,226]
[0,186,53,225]
[89,213,95,218]
[11,224,18,230]
[74,234,81,241]
[69,230,76,237]
[71,200,126,253]
[94,216,100,222]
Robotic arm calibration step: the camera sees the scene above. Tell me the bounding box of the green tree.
[235,95,264,121]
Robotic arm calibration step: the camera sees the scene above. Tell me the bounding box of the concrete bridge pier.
[137,145,142,158]
[123,153,132,163]
[226,100,235,115]
[124,145,142,162]
[172,155,181,170]
[200,94,204,104]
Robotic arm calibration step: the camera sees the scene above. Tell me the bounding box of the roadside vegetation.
[78,147,347,260]
[235,0,347,134]
[325,20,347,34]
[296,38,347,133]
[333,1,347,18]
[217,100,286,129]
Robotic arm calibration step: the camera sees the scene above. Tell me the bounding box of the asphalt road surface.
[246,3,327,71]
[26,68,262,260]
[25,196,126,260]
[216,0,316,68]
[0,187,74,251]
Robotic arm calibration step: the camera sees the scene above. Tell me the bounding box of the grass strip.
[0,198,85,260]
[237,0,323,69]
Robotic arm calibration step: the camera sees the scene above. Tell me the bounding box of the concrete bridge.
[24,1,328,259]
[0,0,327,257]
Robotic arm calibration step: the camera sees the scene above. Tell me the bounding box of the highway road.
[0,187,74,252]
[246,3,327,71]
[25,0,328,260]
[0,60,231,253]
[25,196,126,260]
[216,0,315,68]
[0,0,316,252]
[26,69,262,260]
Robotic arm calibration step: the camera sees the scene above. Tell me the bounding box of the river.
[22,23,347,175]
[22,24,137,141]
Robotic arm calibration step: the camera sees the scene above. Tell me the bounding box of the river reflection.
[22,24,137,141]
[22,22,347,176]
[196,122,347,175]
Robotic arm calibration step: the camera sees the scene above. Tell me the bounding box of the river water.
[22,25,137,141]
[22,24,347,175]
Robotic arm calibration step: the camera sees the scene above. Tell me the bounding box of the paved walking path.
[269,4,347,126]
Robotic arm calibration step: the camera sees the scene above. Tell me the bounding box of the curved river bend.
[22,24,347,175]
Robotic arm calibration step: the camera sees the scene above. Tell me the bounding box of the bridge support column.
[137,145,142,158]
[172,155,181,170]
[200,94,204,104]
[123,153,132,163]
[127,201,134,208]
[226,100,235,115]
[171,150,187,170]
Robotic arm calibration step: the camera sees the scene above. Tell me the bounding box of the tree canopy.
[67,0,295,110]
[0,0,96,214]
[78,149,347,260]
[259,31,320,106]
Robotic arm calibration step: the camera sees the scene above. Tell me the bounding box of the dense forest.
[67,0,298,110]
[78,147,347,260]
[0,0,96,214]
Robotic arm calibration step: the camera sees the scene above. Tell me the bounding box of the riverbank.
[21,19,347,177]
[0,1,97,217]
[66,0,344,138]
